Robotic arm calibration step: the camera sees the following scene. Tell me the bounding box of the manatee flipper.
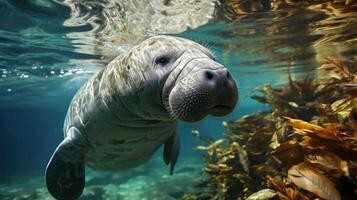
[46,124,88,200]
[163,130,180,175]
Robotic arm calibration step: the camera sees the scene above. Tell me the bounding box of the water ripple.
[0,0,356,104]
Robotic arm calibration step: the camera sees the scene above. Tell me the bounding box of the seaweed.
[184,57,357,200]
[223,0,357,17]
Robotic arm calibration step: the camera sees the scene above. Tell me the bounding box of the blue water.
[0,0,356,199]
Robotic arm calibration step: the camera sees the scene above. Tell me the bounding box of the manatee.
[45,35,238,200]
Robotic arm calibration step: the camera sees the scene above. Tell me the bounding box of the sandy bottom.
[0,156,206,200]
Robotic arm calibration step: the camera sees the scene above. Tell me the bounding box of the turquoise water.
[0,0,356,199]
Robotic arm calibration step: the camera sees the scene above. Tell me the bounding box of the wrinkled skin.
[45,35,238,200]
[116,35,239,122]
[161,43,238,122]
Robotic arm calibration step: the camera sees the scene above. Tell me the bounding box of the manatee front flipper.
[46,126,88,200]
[163,130,180,175]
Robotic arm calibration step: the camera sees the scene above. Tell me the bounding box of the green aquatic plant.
[185,56,357,200]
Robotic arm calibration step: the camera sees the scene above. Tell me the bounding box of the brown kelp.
[183,57,357,200]
[223,0,357,18]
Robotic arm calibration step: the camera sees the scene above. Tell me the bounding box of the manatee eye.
[155,55,170,66]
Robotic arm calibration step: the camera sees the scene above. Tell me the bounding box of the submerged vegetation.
[184,57,357,200]
[224,0,357,17]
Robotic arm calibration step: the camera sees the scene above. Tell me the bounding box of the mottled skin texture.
[46,36,238,200]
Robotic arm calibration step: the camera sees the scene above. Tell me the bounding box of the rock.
[245,189,278,200]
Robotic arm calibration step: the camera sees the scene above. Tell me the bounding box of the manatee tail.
[45,127,87,200]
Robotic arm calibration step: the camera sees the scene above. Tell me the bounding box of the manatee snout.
[168,59,238,122]
[203,68,238,116]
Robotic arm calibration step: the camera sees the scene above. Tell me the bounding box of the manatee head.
[108,35,238,122]
[158,37,238,122]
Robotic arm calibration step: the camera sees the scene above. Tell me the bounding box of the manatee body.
[45,36,238,200]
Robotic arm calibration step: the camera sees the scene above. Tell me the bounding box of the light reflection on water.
[1,0,356,104]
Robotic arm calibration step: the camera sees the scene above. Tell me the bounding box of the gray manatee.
[45,35,238,200]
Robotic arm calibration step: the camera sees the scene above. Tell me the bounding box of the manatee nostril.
[205,70,214,80]
[226,70,231,79]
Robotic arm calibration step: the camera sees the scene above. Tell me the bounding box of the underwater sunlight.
[0,0,356,199]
